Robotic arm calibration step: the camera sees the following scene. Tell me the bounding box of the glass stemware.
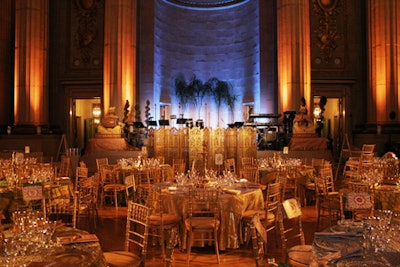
[3,236,19,266]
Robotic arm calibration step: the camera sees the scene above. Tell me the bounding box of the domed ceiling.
[164,0,248,9]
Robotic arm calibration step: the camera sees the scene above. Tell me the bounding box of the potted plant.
[122,100,130,136]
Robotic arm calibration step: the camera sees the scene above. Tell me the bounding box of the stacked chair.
[343,144,375,181]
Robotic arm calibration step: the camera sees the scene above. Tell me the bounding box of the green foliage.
[174,73,238,114]
[122,100,130,123]
[174,72,190,111]
[144,99,151,125]
[134,103,141,122]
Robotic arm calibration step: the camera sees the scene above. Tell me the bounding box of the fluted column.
[0,0,13,126]
[103,0,137,119]
[14,0,48,126]
[368,0,400,123]
[277,0,311,113]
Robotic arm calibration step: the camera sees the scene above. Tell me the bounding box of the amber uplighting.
[277,1,311,113]
[103,0,137,118]
[14,0,48,126]
[368,0,400,123]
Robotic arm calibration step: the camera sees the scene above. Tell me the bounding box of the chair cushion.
[288,244,313,266]
[149,213,180,225]
[345,192,372,210]
[104,250,143,267]
[305,182,315,190]
[104,184,126,191]
[185,217,220,230]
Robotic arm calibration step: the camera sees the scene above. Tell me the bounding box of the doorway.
[312,85,349,162]
[313,97,341,141]
[65,84,103,155]
[74,98,101,152]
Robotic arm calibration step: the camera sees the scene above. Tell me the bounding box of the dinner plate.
[330,224,363,234]
[314,237,360,252]
[54,250,89,264]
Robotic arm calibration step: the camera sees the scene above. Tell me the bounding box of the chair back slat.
[125,201,150,258]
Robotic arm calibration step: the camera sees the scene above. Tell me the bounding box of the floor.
[79,202,327,267]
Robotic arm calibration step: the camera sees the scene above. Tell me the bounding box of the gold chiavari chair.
[278,198,313,267]
[315,166,340,230]
[104,202,151,267]
[75,166,89,190]
[76,174,99,231]
[146,185,181,259]
[172,158,185,174]
[240,182,281,248]
[165,227,179,267]
[124,174,136,201]
[99,165,126,208]
[45,181,77,228]
[241,157,256,170]
[56,156,71,178]
[240,165,260,183]
[250,213,268,267]
[224,158,236,175]
[343,144,375,181]
[96,157,109,172]
[185,187,220,264]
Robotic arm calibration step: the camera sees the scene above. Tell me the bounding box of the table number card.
[215,153,223,165]
[282,198,302,219]
[283,146,289,154]
[22,185,43,201]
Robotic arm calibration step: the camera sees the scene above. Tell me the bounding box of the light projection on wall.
[153,0,261,128]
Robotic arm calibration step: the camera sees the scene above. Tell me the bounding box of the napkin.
[57,234,99,245]
[222,188,241,195]
[321,243,363,263]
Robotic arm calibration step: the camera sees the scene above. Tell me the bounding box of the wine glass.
[3,236,19,266]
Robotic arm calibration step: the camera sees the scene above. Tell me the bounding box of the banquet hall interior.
[1,0,400,266]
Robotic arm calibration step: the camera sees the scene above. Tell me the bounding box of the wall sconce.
[92,103,101,124]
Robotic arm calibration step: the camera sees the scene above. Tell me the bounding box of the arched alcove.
[153,0,260,127]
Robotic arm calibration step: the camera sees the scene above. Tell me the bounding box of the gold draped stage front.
[145,127,258,173]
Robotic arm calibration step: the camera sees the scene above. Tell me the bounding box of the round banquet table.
[0,226,106,267]
[311,222,400,266]
[157,182,264,250]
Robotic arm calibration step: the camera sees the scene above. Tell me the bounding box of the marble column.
[368,0,400,123]
[103,0,137,119]
[0,0,13,126]
[277,0,311,113]
[14,0,49,126]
